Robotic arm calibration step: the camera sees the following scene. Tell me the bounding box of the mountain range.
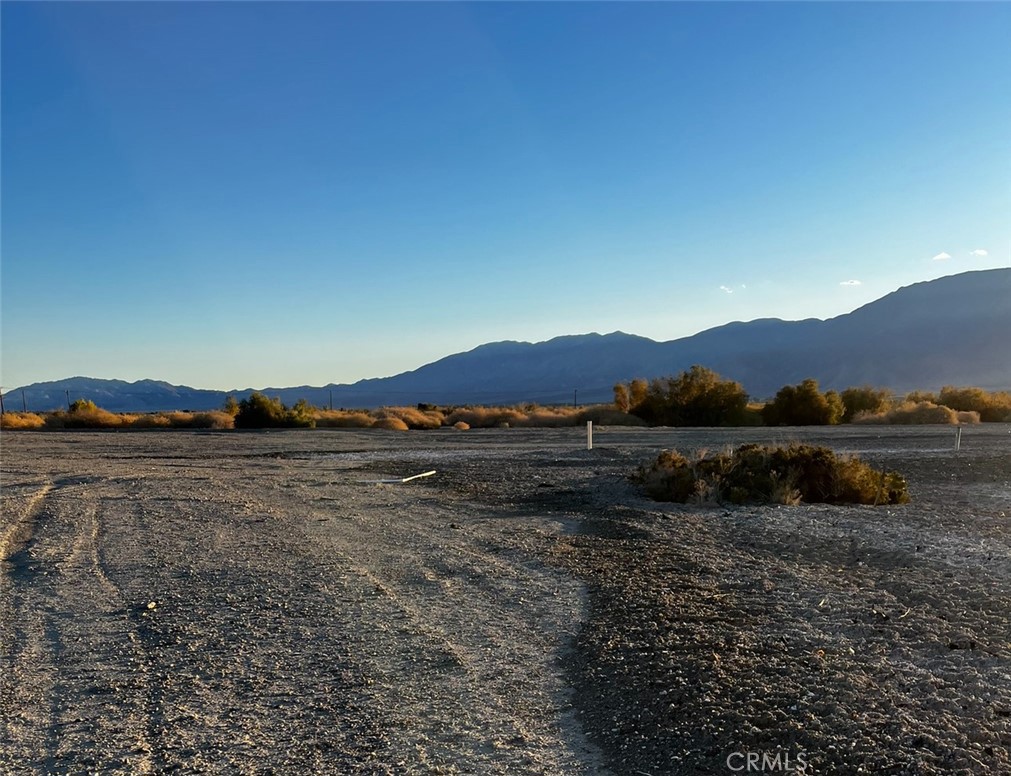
[8,269,1010,413]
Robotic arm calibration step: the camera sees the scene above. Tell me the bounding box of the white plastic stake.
[586,420,593,450]
[955,426,962,452]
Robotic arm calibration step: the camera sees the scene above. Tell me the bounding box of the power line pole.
[0,389,5,416]
[573,389,578,408]
[22,390,27,413]
[66,390,71,411]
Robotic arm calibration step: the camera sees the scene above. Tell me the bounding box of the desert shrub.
[905,390,938,404]
[185,411,234,429]
[938,386,1011,423]
[0,412,45,430]
[59,401,129,428]
[130,413,172,429]
[840,385,892,423]
[514,408,582,427]
[577,407,648,426]
[956,410,981,424]
[235,393,286,427]
[444,407,526,428]
[223,396,240,416]
[853,401,965,425]
[43,412,67,430]
[372,416,409,431]
[762,379,844,426]
[613,383,631,413]
[235,392,315,428]
[618,366,749,426]
[452,421,470,430]
[69,398,99,413]
[377,406,445,430]
[634,444,909,506]
[314,410,374,428]
[287,399,317,428]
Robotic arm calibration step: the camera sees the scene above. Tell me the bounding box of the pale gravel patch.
[0,430,608,775]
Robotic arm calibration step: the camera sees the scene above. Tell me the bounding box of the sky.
[2,1,1009,391]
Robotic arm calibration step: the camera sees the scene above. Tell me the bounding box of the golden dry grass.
[314,410,375,428]
[371,416,409,431]
[853,401,980,425]
[444,407,526,428]
[377,407,445,430]
[0,412,46,430]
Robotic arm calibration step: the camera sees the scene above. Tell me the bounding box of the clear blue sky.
[2,1,1008,391]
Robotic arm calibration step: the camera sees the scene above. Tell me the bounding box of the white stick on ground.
[358,470,437,484]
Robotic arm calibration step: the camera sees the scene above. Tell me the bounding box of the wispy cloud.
[932,251,952,261]
[839,279,862,286]
[970,248,989,257]
[719,285,734,294]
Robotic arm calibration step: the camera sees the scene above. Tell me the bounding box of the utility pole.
[66,390,71,411]
[0,389,5,416]
[573,389,578,408]
[22,390,27,413]
[329,390,333,411]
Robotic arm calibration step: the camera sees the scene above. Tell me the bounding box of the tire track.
[1,479,156,774]
[0,481,53,565]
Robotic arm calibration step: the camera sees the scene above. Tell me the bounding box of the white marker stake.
[955,426,962,452]
[586,420,593,450]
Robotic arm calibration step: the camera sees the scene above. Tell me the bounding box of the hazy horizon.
[3,2,1009,391]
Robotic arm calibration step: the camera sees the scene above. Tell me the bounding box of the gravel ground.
[1,425,1008,775]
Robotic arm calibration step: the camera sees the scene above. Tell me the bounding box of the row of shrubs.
[614,368,1010,426]
[229,393,648,430]
[0,400,235,430]
[0,394,648,431]
[3,377,1008,431]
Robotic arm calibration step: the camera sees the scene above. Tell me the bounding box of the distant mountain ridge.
[9,269,1010,412]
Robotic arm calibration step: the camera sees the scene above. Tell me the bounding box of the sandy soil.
[1,425,1008,774]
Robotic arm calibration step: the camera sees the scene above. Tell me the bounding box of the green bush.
[616,366,749,426]
[840,385,892,423]
[235,392,315,429]
[634,444,909,506]
[762,379,844,426]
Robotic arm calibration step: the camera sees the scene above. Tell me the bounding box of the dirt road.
[2,426,1009,774]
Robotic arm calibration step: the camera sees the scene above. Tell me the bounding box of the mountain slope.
[9,269,1010,411]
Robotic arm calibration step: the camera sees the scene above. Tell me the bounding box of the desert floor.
[1,425,1008,775]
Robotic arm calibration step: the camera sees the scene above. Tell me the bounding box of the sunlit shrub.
[377,406,445,430]
[938,386,1011,423]
[314,410,374,428]
[853,401,976,425]
[0,412,45,430]
[444,407,526,428]
[372,416,409,431]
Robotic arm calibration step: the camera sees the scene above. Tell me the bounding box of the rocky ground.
[1,425,1008,774]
